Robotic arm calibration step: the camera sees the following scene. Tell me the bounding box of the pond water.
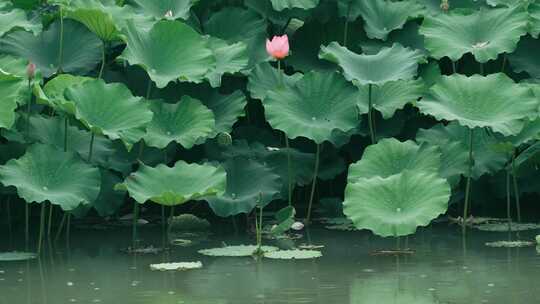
[1,224,539,304]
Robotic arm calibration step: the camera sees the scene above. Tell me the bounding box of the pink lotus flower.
[27,62,36,79]
[266,35,289,60]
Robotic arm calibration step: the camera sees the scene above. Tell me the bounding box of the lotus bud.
[291,221,304,231]
[164,10,173,18]
[216,132,232,147]
[27,62,36,80]
[266,35,290,60]
[440,0,449,12]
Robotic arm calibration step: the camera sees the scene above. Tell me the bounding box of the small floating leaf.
[198,245,279,257]
[150,261,203,271]
[264,249,322,260]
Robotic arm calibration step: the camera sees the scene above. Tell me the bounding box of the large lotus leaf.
[0,20,102,77]
[64,79,153,147]
[0,144,100,211]
[414,0,487,15]
[531,3,540,38]
[35,74,92,109]
[0,7,41,37]
[348,138,441,182]
[416,122,509,179]
[264,71,360,144]
[144,96,215,149]
[419,6,528,63]
[247,62,303,100]
[26,115,115,168]
[319,42,423,86]
[204,8,267,69]
[132,0,198,20]
[199,90,246,136]
[0,71,26,129]
[419,73,538,136]
[206,158,281,217]
[359,22,427,58]
[507,36,540,79]
[120,20,214,88]
[343,170,450,237]
[245,0,310,28]
[346,0,424,40]
[205,37,248,87]
[506,118,540,146]
[122,160,226,206]
[270,0,319,11]
[357,79,424,119]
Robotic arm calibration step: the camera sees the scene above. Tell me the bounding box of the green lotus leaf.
[198,245,279,257]
[62,0,120,41]
[343,170,450,237]
[0,71,26,129]
[507,36,540,79]
[344,0,423,40]
[531,3,540,38]
[348,138,441,182]
[357,79,424,119]
[0,54,28,75]
[414,0,486,15]
[36,74,92,108]
[271,205,296,235]
[419,6,528,63]
[264,71,360,144]
[263,147,316,188]
[132,0,198,20]
[122,160,226,206]
[0,251,37,261]
[0,7,41,37]
[144,96,215,149]
[319,42,423,86]
[65,79,153,148]
[0,144,101,211]
[416,122,509,179]
[199,90,247,136]
[205,37,248,88]
[120,20,214,88]
[26,115,115,168]
[418,73,538,136]
[204,8,267,69]
[264,249,322,259]
[206,158,281,217]
[92,169,124,216]
[507,118,540,146]
[270,0,319,11]
[245,0,309,28]
[359,22,427,58]
[0,20,102,77]
[247,62,303,101]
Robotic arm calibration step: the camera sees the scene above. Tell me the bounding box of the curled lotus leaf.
[0,144,101,211]
[121,160,226,206]
[419,5,528,63]
[418,73,538,137]
[319,42,423,86]
[0,6,41,37]
[264,71,360,144]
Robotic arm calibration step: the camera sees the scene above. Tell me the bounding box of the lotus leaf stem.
[511,154,521,222]
[25,203,29,249]
[6,196,12,243]
[54,212,67,242]
[306,143,320,224]
[132,202,139,247]
[37,203,45,254]
[451,61,456,74]
[64,116,68,152]
[57,7,64,73]
[479,62,484,75]
[367,84,376,144]
[66,213,71,245]
[47,203,53,238]
[506,170,513,232]
[462,128,474,231]
[88,133,95,162]
[98,41,106,79]
[278,60,293,207]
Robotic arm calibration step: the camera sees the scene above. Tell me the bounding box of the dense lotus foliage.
[1,0,540,251]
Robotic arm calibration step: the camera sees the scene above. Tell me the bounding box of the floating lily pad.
[150,261,203,271]
[419,5,528,62]
[198,245,279,257]
[485,241,535,248]
[0,251,37,261]
[474,223,540,232]
[264,249,322,259]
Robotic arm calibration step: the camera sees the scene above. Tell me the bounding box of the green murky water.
[1,225,539,304]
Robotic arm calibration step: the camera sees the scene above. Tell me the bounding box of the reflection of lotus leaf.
[264,249,322,260]
[473,223,540,232]
[485,241,534,248]
[150,261,202,271]
[0,251,37,261]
